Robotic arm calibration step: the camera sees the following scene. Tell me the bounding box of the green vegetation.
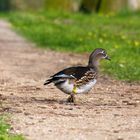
[0,116,24,140]
[1,11,140,81]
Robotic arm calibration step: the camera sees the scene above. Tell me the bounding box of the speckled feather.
[44,66,97,87]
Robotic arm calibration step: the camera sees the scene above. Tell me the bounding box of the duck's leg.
[67,94,75,103]
[67,86,77,103]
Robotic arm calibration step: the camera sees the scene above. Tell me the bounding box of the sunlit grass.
[0,116,24,140]
[1,11,140,81]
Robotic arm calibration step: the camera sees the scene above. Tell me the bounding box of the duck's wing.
[75,70,97,87]
[44,66,91,85]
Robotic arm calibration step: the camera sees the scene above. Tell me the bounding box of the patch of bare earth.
[0,20,140,140]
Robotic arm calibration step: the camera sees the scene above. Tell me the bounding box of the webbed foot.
[67,94,76,103]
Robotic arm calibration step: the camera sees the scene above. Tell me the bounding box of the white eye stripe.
[99,51,105,55]
[102,50,106,54]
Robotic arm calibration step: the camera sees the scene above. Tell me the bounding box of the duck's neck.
[88,55,102,71]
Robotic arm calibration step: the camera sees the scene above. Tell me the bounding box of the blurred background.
[0,0,140,13]
[0,0,140,81]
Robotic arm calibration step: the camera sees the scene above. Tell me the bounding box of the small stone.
[117,138,123,140]
[68,107,73,110]
[10,93,14,95]
[114,114,119,117]
[24,112,30,116]
[113,130,119,133]
[116,106,122,108]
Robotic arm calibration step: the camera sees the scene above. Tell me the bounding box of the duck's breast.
[76,79,97,94]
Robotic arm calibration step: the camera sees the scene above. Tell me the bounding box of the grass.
[0,116,24,140]
[0,10,140,81]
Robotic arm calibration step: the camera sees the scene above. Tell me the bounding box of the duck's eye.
[101,51,105,54]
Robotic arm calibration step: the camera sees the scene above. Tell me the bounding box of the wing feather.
[44,66,97,85]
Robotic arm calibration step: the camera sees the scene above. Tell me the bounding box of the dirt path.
[0,20,140,140]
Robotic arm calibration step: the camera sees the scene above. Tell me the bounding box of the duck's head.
[88,48,110,67]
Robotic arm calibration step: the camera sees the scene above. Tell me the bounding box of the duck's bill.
[105,55,111,61]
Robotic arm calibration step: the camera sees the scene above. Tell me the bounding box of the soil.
[0,20,140,140]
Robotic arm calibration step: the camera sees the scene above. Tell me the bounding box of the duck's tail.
[44,79,53,85]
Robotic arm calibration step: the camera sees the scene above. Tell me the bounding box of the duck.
[44,48,110,103]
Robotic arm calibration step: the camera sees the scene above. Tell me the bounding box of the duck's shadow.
[30,97,121,108]
[31,97,76,105]
[3,94,124,108]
